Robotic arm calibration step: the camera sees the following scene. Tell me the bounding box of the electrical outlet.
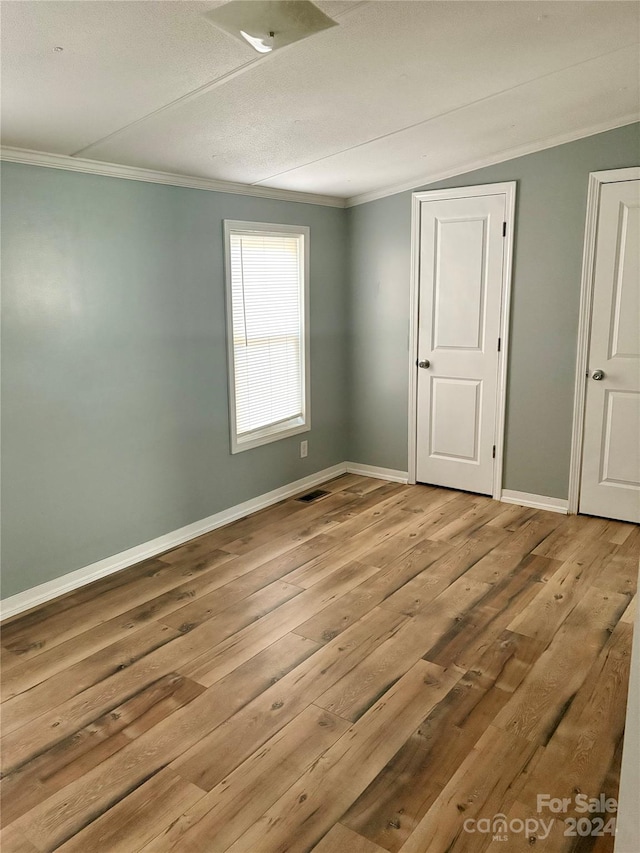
[300,440,308,459]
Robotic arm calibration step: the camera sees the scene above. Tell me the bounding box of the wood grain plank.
[424,555,550,671]
[1,621,180,734]
[341,630,544,852]
[173,606,407,791]
[620,593,636,624]
[293,541,451,644]
[156,482,386,566]
[516,620,633,818]
[426,496,507,543]
[311,824,388,853]
[219,490,361,557]
[315,577,489,722]
[493,587,629,743]
[492,512,565,557]
[224,660,462,853]
[1,555,169,635]
[0,825,40,853]
[9,633,319,851]
[142,706,350,852]
[321,473,372,493]
[0,579,307,773]
[53,768,205,853]
[0,552,235,662]
[159,578,303,633]
[379,537,500,617]
[485,503,537,530]
[1,628,317,777]
[591,549,640,597]
[181,560,381,687]
[396,491,479,540]
[155,496,314,564]
[1,477,635,853]
[354,491,471,568]
[1,574,244,702]
[532,515,611,562]
[1,673,205,826]
[396,725,540,853]
[282,506,428,589]
[506,544,620,643]
[479,799,566,853]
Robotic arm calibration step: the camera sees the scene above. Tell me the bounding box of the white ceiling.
[2,1,639,203]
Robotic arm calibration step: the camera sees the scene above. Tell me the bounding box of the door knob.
[592,369,605,381]
[418,359,431,369]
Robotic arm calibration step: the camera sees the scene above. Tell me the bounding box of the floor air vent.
[296,489,330,503]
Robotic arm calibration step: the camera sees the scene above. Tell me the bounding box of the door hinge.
[497,337,501,352]
[492,445,496,459]
[502,221,507,237]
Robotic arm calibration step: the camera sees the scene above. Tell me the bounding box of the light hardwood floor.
[1,475,637,853]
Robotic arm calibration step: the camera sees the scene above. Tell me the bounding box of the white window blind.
[225,222,310,452]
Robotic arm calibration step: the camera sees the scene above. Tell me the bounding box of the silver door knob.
[592,369,605,381]
[418,359,431,369]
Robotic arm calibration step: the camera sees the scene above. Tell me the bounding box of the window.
[224,221,310,453]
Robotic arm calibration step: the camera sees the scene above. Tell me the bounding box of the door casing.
[408,182,516,497]
[568,167,640,515]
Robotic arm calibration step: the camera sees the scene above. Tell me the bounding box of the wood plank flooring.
[1,475,637,852]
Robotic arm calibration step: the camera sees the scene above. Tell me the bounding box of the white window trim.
[223,220,311,454]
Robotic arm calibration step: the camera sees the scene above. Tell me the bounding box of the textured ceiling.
[1,1,639,202]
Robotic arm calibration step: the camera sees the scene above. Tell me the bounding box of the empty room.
[1,1,639,851]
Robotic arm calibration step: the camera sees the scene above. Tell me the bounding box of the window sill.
[231,418,310,454]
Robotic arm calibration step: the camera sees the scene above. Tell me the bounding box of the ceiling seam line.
[249,40,640,187]
[344,115,639,207]
[70,1,370,159]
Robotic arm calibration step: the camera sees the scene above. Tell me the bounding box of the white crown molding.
[500,489,568,515]
[0,146,347,209]
[4,115,637,211]
[345,462,409,484]
[0,463,348,621]
[344,115,640,208]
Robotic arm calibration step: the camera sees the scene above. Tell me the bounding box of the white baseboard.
[5,465,567,621]
[0,463,348,621]
[345,462,409,484]
[500,489,569,515]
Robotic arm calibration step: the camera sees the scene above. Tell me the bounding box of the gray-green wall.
[3,123,639,600]
[347,123,640,498]
[1,164,349,597]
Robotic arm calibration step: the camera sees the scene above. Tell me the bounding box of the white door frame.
[567,167,640,515]
[408,182,517,497]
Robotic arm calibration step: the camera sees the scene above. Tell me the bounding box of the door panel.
[600,391,640,486]
[609,204,639,359]
[430,378,482,462]
[580,179,640,523]
[416,193,505,494]
[433,218,487,350]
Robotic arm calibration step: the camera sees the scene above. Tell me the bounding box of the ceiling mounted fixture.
[240,29,275,54]
[204,0,337,54]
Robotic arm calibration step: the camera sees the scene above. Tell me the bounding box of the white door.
[416,192,507,494]
[580,179,640,523]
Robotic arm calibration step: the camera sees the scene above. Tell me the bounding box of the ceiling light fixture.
[53,46,64,52]
[205,1,337,55]
[239,29,275,54]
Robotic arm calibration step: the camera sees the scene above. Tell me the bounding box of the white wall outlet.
[300,440,308,458]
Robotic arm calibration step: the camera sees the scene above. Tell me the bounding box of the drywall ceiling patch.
[204,0,337,53]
